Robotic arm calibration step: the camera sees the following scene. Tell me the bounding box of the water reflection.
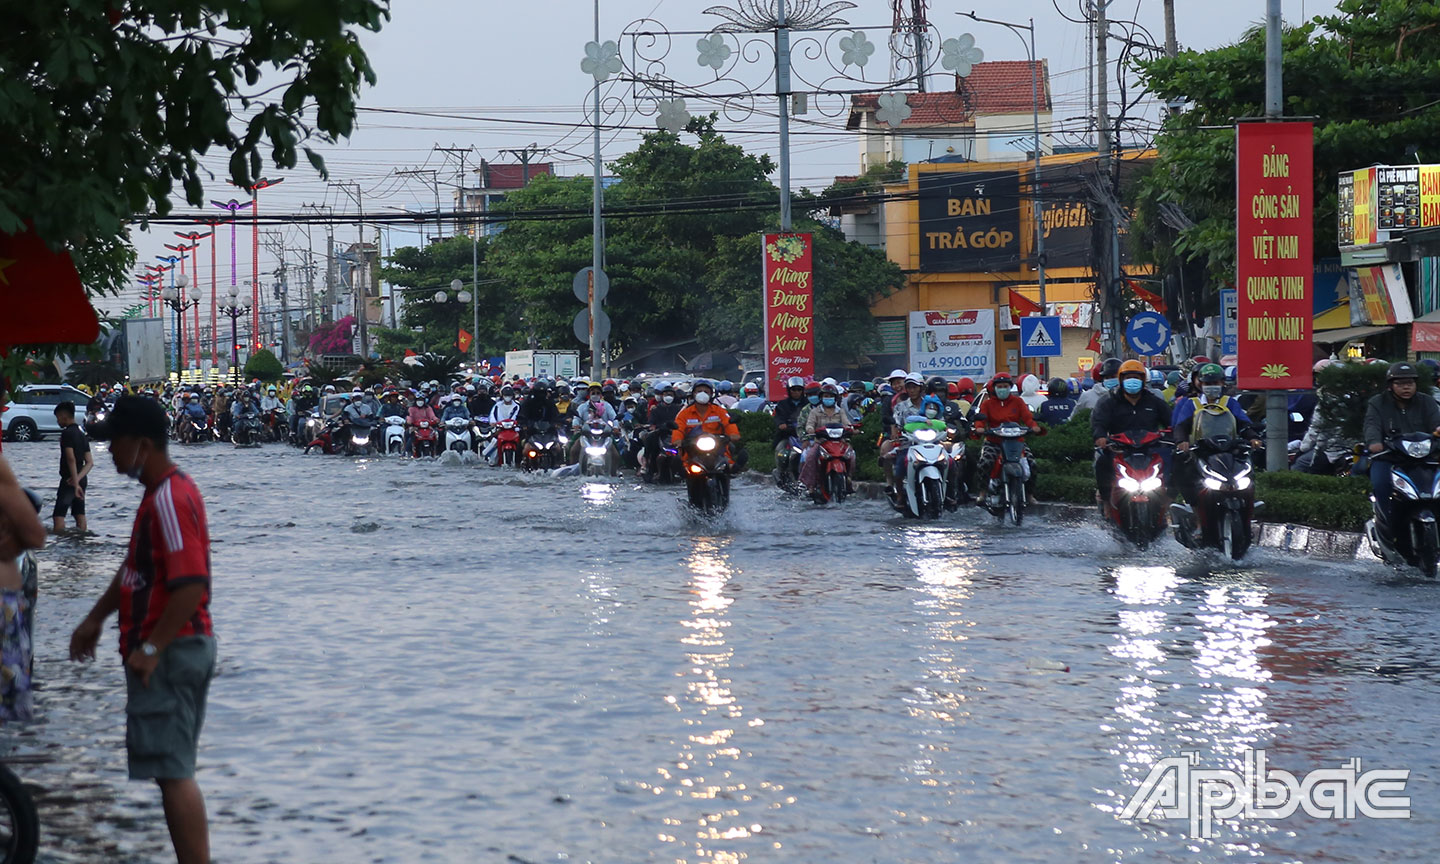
[649,537,777,862]
[1100,565,1279,852]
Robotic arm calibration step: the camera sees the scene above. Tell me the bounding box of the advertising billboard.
[907,310,996,380]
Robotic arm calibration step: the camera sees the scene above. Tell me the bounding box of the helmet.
[819,383,840,396]
[1148,369,1164,385]
[1419,358,1440,376]
[618,382,631,393]
[659,382,676,394]
[786,376,805,390]
[1047,377,1069,397]
[603,378,616,388]
[804,382,822,396]
[1197,363,1223,384]
[956,377,974,395]
[1165,371,1181,386]
[1313,359,1332,373]
[717,381,734,393]
[903,372,925,386]
[1118,359,1147,379]
[500,385,515,398]
[534,378,552,390]
[601,384,616,395]
[743,381,760,394]
[926,375,947,394]
[946,382,960,398]
[464,384,475,394]
[990,373,1015,391]
[1096,358,1123,381]
[692,379,714,393]
[887,368,908,381]
[1388,361,1420,381]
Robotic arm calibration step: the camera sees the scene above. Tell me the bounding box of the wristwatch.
[141,642,158,658]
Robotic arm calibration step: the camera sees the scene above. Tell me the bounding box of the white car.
[1,385,90,442]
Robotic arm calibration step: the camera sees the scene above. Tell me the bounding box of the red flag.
[1086,330,1102,354]
[1127,279,1169,317]
[0,226,99,345]
[1007,288,1043,324]
[457,328,473,353]
[404,349,417,358]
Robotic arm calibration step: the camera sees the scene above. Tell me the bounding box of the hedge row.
[731,410,885,482]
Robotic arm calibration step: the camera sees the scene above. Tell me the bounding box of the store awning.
[1313,324,1395,344]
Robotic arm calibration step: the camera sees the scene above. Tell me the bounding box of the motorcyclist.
[213,386,234,439]
[518,378,562,431]
[771,377,809,447]
[799,384,856,493]
[1035,378,1078,426]
[379,389,407,419]
[735,381,766,413]
[259,385,282,414]
[441,394,472,421]
[879,368,909,436]
[881,373,929,492]
[1364,362,1440,534]
[795,381,823,436]
[1019,374,1046,412]
[178,393,208,439]
[1171,363,1260,501]
[671,380,748,472]
[290,384,318,442]
[1075,358,1122,414]
[1293,382,1357,475]
[571,382,619,463]
[713,380,739,409]
[972,374,1041,504]
[1092,359,1173,504]
[642,383,686,482]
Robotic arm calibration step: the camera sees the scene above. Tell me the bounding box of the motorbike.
[298,409,325,449]
[811,424,854,505]
[177,413,213,444]
[1171,435,1261,560]
[945,417,973,506]
[889,422,951,519]
[262,408,287,443]
[578,420,619,476]
[681,432,731,514]
[444,416,474,455]
[383,416,408,456]
[494,418,522,466]
[231,413,263,447]
[1103,430,1172,548]
[773,434,803,490]
[412,419,439,458]
[980,423,1037,526]
[343,419,376,457]
[1366,433,1440,578]
[83,405,110,440]
[522,421,563,471]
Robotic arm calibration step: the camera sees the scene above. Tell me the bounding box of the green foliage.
[243,348,283,383]
[1133,1,1440,302]
[488,117,901,358]
[380,235,510,357]
[65,359,125,388]
[822,160,907,197]
[1254,472,1373,531]
[410,352,463,385]
[1315,360,1433,440]
[0,1,387,298]
[1030,408,1095,466]
[731,411,776,474]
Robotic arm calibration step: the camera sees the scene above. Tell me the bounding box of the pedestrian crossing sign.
[1019,315,1063,358]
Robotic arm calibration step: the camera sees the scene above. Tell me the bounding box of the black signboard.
[917,171,1022,273]
[1376,165,1420,230]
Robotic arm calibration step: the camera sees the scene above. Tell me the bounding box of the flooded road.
[3,440,1439,863]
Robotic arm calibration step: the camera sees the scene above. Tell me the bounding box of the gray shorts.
[125,635,216,780]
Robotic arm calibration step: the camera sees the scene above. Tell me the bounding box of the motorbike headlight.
[695,436,718,452]
[1117,476,1141,493]
[352,434,370,446]
[585,445,607,457]
[1405,439,1433,459]
[1140,473,1163,493]
[688,463,705,474]
[1393,471,1421,500]
[912,429,938,443]
[1203,477,1224,491]
[1234,475,1251,491]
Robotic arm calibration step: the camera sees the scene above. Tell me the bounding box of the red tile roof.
[478,162,553,190]
[847,61,1050,128]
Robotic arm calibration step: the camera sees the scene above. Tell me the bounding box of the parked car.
[1,385,90,442]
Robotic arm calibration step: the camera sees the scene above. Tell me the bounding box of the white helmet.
[904,372,924,385]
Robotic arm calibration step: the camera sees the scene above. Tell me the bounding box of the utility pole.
[1095,0,1119,353]
[1263,0,1286,472]
[498,145,549,188]
[396,168,442,243]
[591,0,605,379]
[435,145,474,238]
[1163,0,1177,57]
[329,182,367,357]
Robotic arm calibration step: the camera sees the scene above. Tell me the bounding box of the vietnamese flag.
[1086,330,1102,354]
[1007,288,1043,324]
[0,226,99,345]
[457,328,473,354]
[1127,279,1169,317]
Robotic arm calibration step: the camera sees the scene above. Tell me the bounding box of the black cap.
[1388,362,1419,382]
[88,395,168,443]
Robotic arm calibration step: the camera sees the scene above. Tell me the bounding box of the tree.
[309,316,356,355]
[1,1,388,299]
[244,348,283,382]
[1132,1,1440,315]
[379,235,512,357]
[65,359,126,388]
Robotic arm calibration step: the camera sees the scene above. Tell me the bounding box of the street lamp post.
[160,275,203,377]
[221,284,252,372]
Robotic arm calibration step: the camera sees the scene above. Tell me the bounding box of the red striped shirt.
[118,467,213,657]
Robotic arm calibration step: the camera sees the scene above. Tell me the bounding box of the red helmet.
[956,377,974,395]
[946,382,960,398]
[804,382,822,396]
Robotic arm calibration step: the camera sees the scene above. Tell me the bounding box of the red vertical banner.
[1236,122,1314,391]
[762,233,815,400]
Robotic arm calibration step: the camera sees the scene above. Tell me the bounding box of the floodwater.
[2,440,1438,863]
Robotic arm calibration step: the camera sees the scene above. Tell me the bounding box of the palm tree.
[411,352,463,385]
[65,360,125,389]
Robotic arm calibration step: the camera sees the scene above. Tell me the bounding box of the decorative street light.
[160,274,203,375]
[174,230,212,368]
[220,283,252,371]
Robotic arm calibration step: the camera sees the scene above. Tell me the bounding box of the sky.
[121,0,1338,318]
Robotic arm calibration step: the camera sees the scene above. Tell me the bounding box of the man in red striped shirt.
[70,396,215,864]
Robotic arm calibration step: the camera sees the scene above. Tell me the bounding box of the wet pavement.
[3,439,1439,863]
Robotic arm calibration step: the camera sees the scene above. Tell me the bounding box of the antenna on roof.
[891,0,930,91]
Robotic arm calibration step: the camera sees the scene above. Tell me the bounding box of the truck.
[113,318,168,384]
[504,350,580,381]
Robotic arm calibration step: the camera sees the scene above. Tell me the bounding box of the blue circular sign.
[1125,312,1172,356]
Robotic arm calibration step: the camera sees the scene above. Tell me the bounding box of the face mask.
[124,443,148,482]
[807,395,820,405]
[1122,378,1144,395]
[925,408,939,419]
[503,396,514,404]
[994,386,1012,400]
[821,397,836,407]
[662,395,675,404]
[1202,385,1223,400]
[695,392,712,405]
[1102,378,1119,391]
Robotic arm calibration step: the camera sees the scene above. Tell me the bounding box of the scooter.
[1366,433,1440,578]
[298,409,325,449]
[945,417,973,507]
[444,416,473,455]
[1103,430,1171,548]
[343,419,376,457]
[1171,435,1262,560]
[578,420,619,476]
[523,421,563,471]
[412,419,439,458]
[773,435,803,490]
[262,408,287,443]
[681,432,731,514]
[494,418,522,466]
[231,414,262,447]
[811,424,854,505]
[383,416,408,456]
[981,423,1037,526]
[889,422,950,519]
